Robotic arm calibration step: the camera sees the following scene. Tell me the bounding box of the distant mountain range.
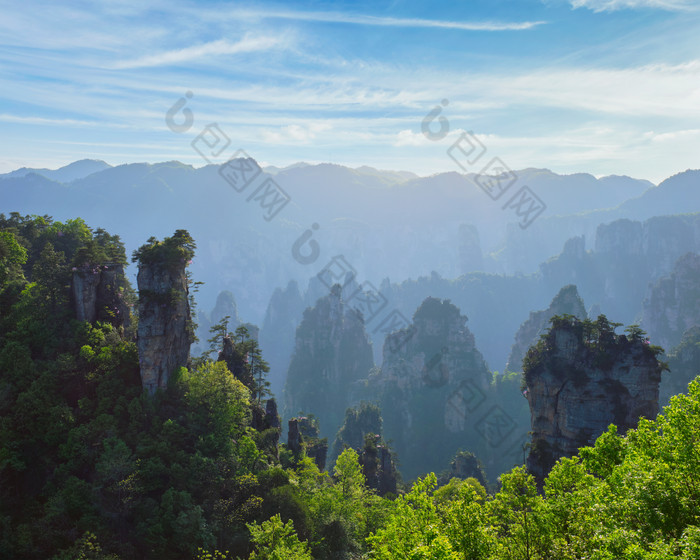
[1,159,698,324]
[1,159,112,183]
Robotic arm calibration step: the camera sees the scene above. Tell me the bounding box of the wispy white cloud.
[235,9,547,31]
[570,0,696,12]
[457,60,700,119]
[111,35,284,69]
[0,113,128,128]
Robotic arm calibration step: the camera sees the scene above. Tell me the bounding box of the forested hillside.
[1,213,700,559]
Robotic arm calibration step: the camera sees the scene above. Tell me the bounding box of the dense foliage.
[3,216,700,559]
[523,314,667,384]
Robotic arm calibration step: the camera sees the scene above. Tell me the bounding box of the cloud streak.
[111,35,283,69]
[570,0,696,11]
[236,9,546,31]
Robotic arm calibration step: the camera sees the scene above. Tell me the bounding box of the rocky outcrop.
[265,398,281,429]
[287,418,303,455]
[331,403,383,465]
[600,215,700,278]
[136,253,191,394]
[288,416,328,470]
[252,398,281,431]
[524,315,664,483]
[359,437,397,496]
[71,264,130,328]
[504,285,587,374]
[660,327,700,407]
[217,335,254,389]
[642,253,700,352]
[260,280,305,400]
[284,285,374,440]
[538,215,700,328]
[458,223,484,273]
[194,290,241,354]
[438,450,488,489]
[366,297,492,479]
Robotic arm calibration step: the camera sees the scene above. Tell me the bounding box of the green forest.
[2,214,700,559]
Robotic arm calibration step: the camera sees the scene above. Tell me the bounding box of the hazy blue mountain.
[1,159,111,183]
[2,159,696,326]
[616,169,700,220]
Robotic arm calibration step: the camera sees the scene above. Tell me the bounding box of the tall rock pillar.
[134,232,195,394]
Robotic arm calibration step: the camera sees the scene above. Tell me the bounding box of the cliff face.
[283,285,374,439]
[458,223,484,273]
[359,439,397,496]
[288,416,328,470]
[524,316,663,483]
[505,284,587,374]
[538,215,700,329]
[71,264,130,328]
[367,297,492,479]
[194,290,241,355]
[659,327,700,407]
[642,253,700,352]
[137,259,191,394]
[260,280,305,400]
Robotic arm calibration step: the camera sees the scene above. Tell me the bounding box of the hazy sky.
[1,0,699,182]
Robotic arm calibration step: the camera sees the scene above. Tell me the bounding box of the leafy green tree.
[0,230,27,285]
[440,479,494,560]
[487,467,550,560]
[248,341,271,404]
[246,514,312,560]
[32,241,68,309]
[180,361,251,455]
[367,473,460,560]
[334,448,366,500]
[208,315,232,357]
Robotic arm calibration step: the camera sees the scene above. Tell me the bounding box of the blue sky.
[1,0,699,182]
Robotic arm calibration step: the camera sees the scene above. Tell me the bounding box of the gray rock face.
[260,281,305,400]
[71,264,129,327]
[72,269,101,323]
[287,418,302,454]
[265,398,281,429]
[284,286,374,439]
[642,253,700,352]
[360,441,397,496]
[504,284,587,374]
[596,215,700,281]
[660,327,700,407]
[458,223,484,273]
[368,297,492,479]
[288,416,327,470]
[136,260,191,394]
[525,316,663,483]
